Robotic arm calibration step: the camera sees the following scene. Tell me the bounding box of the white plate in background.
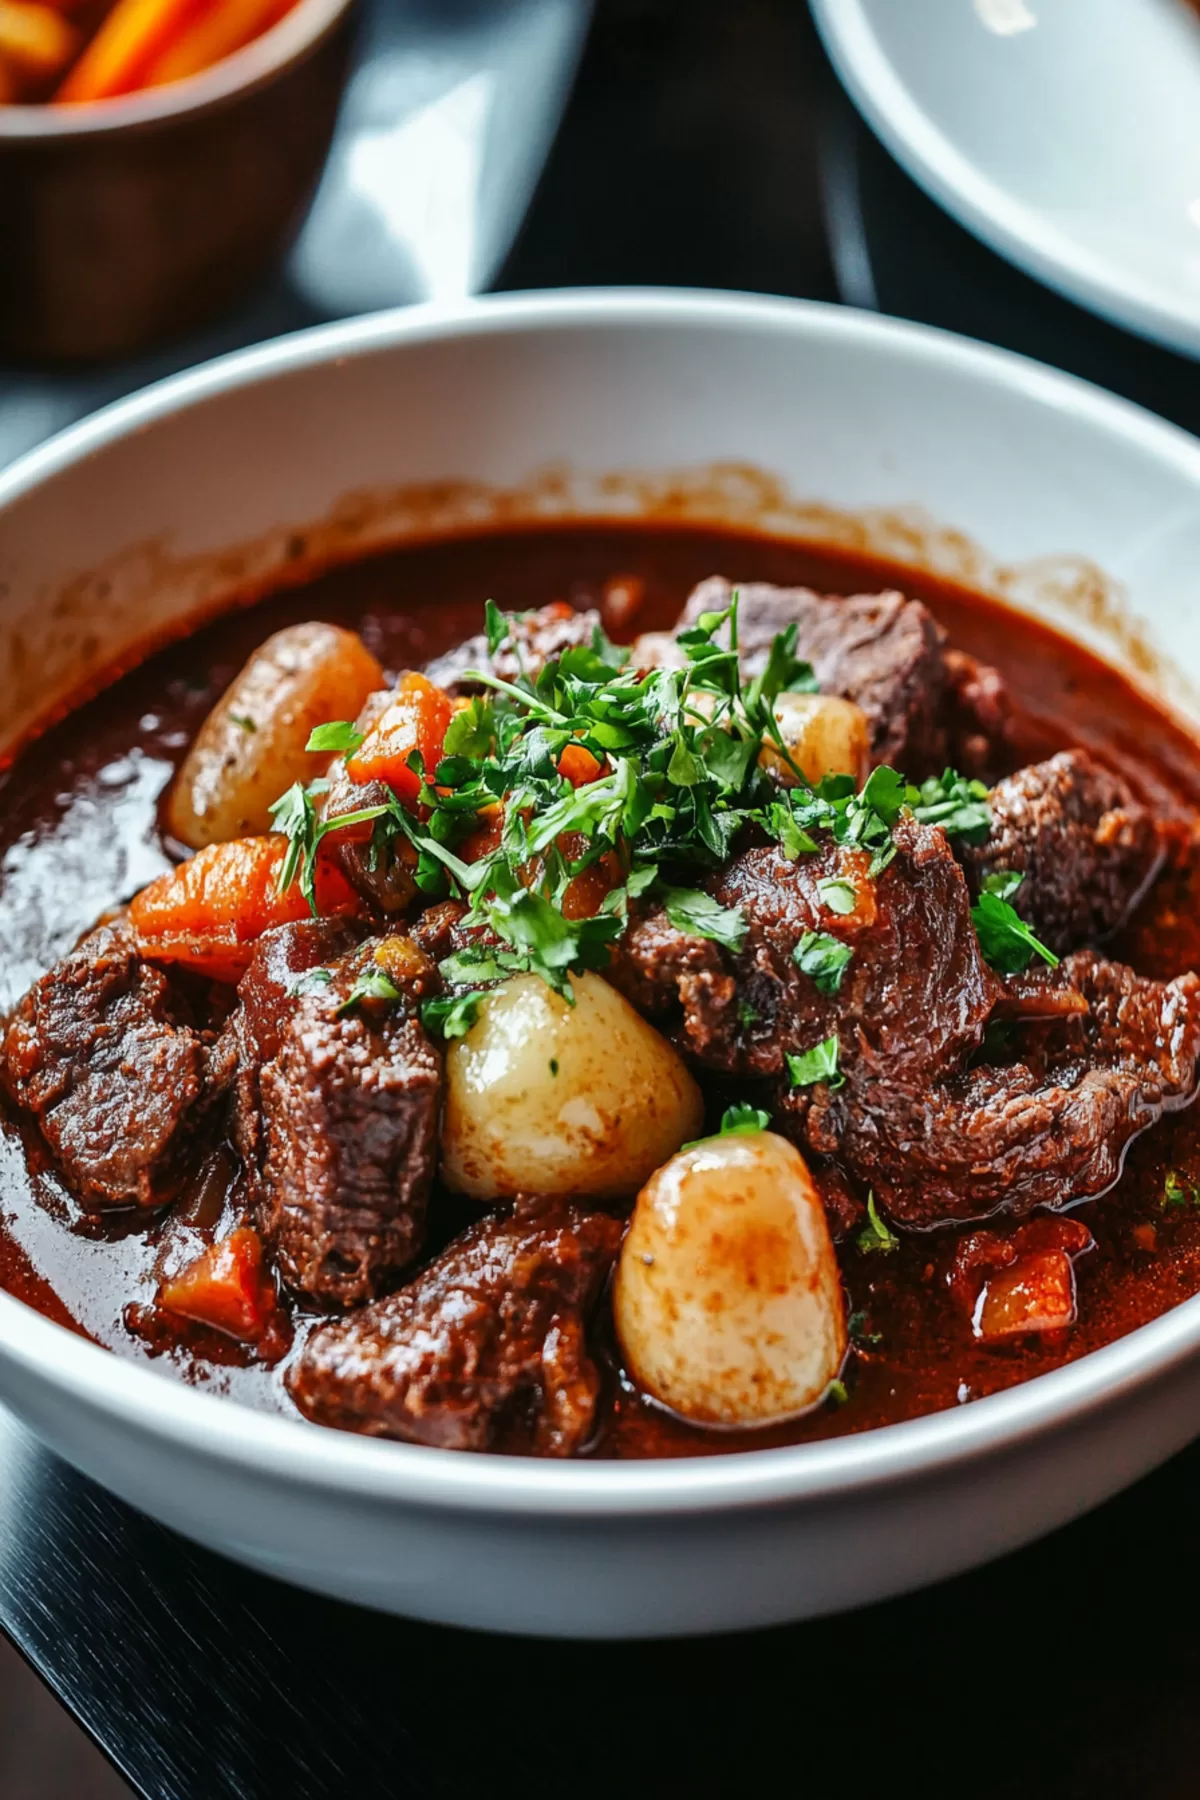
[811,0,1200,358]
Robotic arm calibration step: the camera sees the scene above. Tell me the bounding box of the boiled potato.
[761,692,869,788]
[441,972,703,1201]
[166,624,383,849]
[614,1131,846,1427]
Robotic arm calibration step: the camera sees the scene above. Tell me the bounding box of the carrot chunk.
[345,673,452,807]
[977,1250,1077,1339]
[129,835,361,982]
[56,0,210,102]
[557,742,604,788]
[159,1227,276,1344]
[143,0,291,85]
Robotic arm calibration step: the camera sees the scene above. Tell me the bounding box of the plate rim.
[810,0,1200,362]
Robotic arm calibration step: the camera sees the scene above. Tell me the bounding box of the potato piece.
[761,692,869,788]
[441,972,703,1202]
[166,624,384,850]
[614,1131,846,1427]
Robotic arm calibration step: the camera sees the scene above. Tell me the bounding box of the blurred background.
[3,0,1200,1790]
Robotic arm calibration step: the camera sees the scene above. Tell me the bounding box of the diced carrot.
[977,1250,1077,1340]
[143,0,293,87]
[129,835,362,982]
[557,742,605,788]
[345,672,453,808]
[0,1,77,82]
[56,0,210,102]
[159,1227,276,1344]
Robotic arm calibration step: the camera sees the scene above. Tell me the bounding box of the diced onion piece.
[440,972,704,1201]
[614,1131,847,1428]
[166,624,383,850]
[976,1249,1077,1339]
[761,692,870,788]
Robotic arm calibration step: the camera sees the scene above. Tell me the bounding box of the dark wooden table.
[5,3,1200,1794]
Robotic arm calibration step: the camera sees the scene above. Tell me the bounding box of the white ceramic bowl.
[2,291,1200,1639]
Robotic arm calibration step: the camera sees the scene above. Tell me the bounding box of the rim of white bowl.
[809,0,1200,362]
[0,0,354,139]
[3,288,1200,1519]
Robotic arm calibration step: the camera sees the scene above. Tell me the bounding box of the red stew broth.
[3,522,1200,1455]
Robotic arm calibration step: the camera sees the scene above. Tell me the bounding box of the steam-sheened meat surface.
[1,922,230,1210]
[674,577,951,772]
[963,750,1166,953]
[424,601,603,693]
[827,954,1200,1227]
[238,932,442,1307]
[288,1201,624,1452]
[611,816,999,1086]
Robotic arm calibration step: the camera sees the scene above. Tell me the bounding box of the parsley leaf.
[971,871,1059,974]
[817,876,857,916]
[422,991,483,1040]
[793,930,853,993]
[1162,1170,1200,1211]
[912,768,991,844]
[229,712,257,734]
[856,1192,899,1254]
[441,696,495,760]
[484,598,509,657]
[336,967,401,1014]
[786,1034,844,1090]
[682,1101,772,1153]
[306,720,364,755]
[661,885,748,951]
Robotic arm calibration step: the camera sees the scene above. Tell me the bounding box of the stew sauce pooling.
[4,523,1200,1459]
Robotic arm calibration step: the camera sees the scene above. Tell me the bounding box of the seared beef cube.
[941,648,1017,783]
[425,601,603,693]
[1,923,229,1210]
[830,952,1200,1227]
[242,938,442,1306]
[964,750,1165,953]
[612,816,998,1088]
[288,1201,623,1454]
[675,577,948,772]
[230,919,363,1187]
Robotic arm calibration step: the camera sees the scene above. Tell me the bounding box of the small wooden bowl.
[0,0,357,364]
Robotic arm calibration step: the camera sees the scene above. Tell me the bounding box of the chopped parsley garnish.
[847,1309,883,1347]
[229,713,257,734]
[287,965,334,996]
[272,599,973,1001]
[337,966,401,1014]
[825,1378,849,1408]
[306,720,365,755]
[912,769,991,844]
[1162,1170,1200,1211]
[682,1101,772,1153]
[793,930,853,994]
[421,991,482,1040]
[970,871,1059,974]
[856,1192,899,1254]
[661,885,748,951]
[786,1034,844,1091]
[816,876,857,917]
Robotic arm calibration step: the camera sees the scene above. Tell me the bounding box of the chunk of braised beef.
[676,577,949,773]
[288,1200,624,1454]
[941,647,1018,783]
[424,601,603,693]
[1,922,232,1211]
[232,931,442,1307]
[963,750,1166,953]
[829,953,1200,1228]
[229,918,363,1190]
[611,816,998,1087]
